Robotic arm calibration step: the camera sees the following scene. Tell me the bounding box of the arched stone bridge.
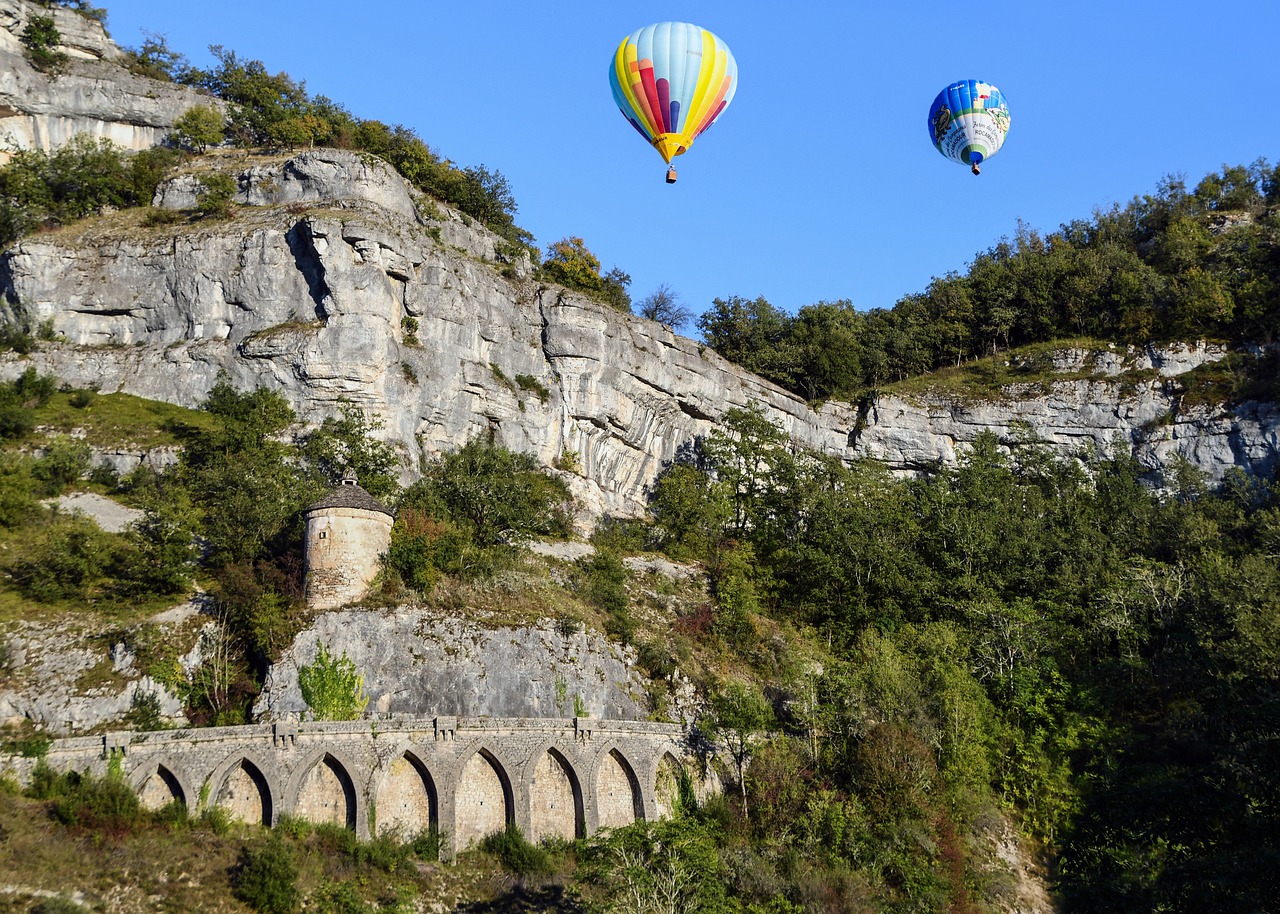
[7,717,706,857]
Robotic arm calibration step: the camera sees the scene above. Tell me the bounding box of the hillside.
[0,2,1278,914]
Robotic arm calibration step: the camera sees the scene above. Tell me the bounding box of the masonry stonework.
[303,474,394,611]
[4,716,707,859]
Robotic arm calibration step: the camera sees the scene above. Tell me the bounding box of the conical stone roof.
[304,470,394,518]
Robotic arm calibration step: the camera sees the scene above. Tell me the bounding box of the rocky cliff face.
[254,608,653,723]
[2,148,1278,514]
[0,0,211,159]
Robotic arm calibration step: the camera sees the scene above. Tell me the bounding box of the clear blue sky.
[100,1,1276,324]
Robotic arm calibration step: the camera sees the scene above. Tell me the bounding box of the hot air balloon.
[608,21,738,184]
[928,79,1010,175]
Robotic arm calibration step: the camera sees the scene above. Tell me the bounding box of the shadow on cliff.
[451,884,586,914]
[285,220,330,318]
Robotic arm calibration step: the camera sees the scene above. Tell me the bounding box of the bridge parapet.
[1,716,712,858]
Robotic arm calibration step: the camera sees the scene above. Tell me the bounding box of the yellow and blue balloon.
[928,79,1010,175]
[608,22,738,181]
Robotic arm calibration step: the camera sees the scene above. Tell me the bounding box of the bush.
[410,826,445,861]
[46,768,142,833]
[298,642,368,721]
[308,881,371,914]
[479,824,553,877]
[196,173,237,218]
[233,836,300,914]
[21,15,66,73]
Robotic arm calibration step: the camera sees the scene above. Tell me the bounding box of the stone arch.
[286,749,359,830]
[131,761,191,812]
[653,752,686,821]
[526,744,585,842]
[375,749,439,839]
[594,745,644,829]
[453,744,515,850]
[209,753,276,827]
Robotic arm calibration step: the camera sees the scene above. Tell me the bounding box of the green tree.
[179,375,315,566]
[300,401,400,501]
[708,679,774,821]
[540,236,632,310]
[298,642,368,721]
[21,15,66,73]
[172,105,225,152]
[402,436,571,547]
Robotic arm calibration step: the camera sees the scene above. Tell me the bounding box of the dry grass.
[0,789,560,914]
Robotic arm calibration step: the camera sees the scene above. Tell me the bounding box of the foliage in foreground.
[641,404,1280,913]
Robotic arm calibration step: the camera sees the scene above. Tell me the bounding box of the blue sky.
[100,1,1276,325]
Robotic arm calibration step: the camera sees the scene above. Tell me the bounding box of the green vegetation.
[171,104,226,152]
[20,14,67,73]
[699,162,1280,405]
[233,834,300,914]
[539,235,632,311]
[0,137,185,247]
[298,642,369,722]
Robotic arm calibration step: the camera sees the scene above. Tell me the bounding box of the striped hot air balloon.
[928,79,1011,175]
[608,21,738,183]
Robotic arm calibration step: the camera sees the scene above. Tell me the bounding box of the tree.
[171,105,225,152]
[402,436,572,547]
[179,376,316,566]
[708,679,774,821]
[300,401,400,501]
[639,283,694,329]
[124,31,189,82]
[21,15,66,73]
[540,236,632,311]
[298,642,368,721]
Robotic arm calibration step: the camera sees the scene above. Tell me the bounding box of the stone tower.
[303,471,395,611]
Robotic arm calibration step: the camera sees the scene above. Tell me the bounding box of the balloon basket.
[665,167,678,184]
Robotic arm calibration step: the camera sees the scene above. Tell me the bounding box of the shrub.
[298,642,368,721]
[410,826,445,861]
[33,435,92,495]
[479,824,553,877]
[172,105,226,152]
[233,835,300,914]
[30,896,83,914]
[21,15,67,73]
[47,768,142,833]
[514,374,550,402]
[308,881,371,914]
[196,172,237,218]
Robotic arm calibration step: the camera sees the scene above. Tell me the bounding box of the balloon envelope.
[609,22,738,164]
[928,79,1010,169]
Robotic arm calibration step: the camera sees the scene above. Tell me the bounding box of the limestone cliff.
[2,146,1277,516]
[0,0,211,158]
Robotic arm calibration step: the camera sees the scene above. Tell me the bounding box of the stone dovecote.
[303,472,394,611]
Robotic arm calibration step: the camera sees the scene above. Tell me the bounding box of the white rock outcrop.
[254,609,650,722]
[0,0,213,160]
[0,145,1274,509]
[1,148,1277,513]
